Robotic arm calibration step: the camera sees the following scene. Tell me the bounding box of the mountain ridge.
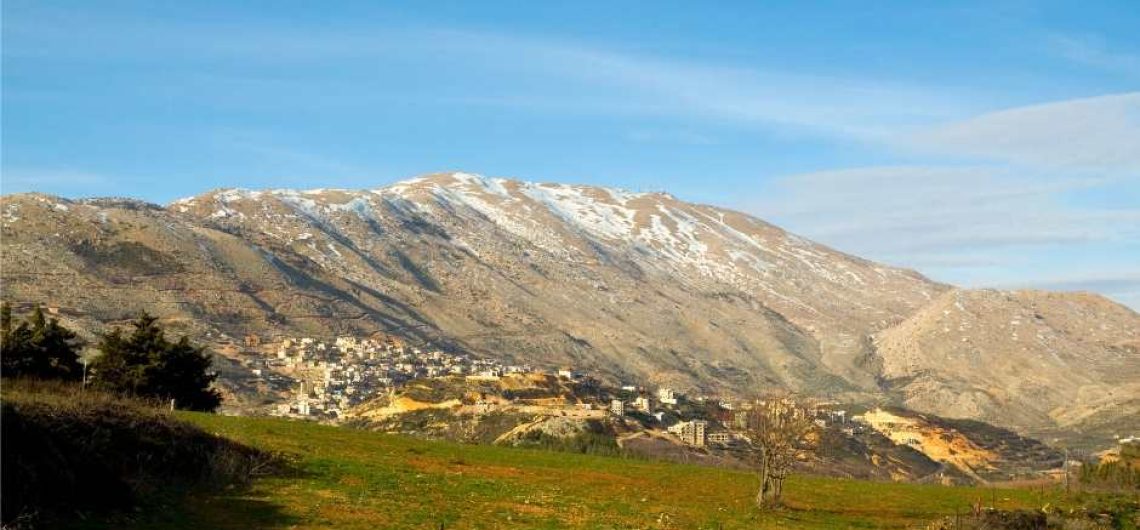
[2,172,1136,445]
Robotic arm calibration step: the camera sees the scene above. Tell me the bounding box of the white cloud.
[421,30,971,142]
[745,165,1140,309]
[1001,270,1140,312]
[731,92,1140,310]
[625,129,717,146]
[0,168,112,194]
[1012,270,1140,294]
[1,13,983,144]
[215,136,367,177]
[1048,33,1140,78]
[908,92,1140,170]
[126,25,966,142]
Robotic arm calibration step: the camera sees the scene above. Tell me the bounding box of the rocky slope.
[858,408,1061,482]
[2,172,1136,442]
[345,375,1058,484]
[873,289,1140,443]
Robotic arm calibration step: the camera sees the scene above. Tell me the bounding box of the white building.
[707,432,732,445]
[667,420,707,446]
[657,388,678,405]
[558,369,584,380]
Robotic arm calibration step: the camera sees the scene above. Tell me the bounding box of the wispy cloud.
[739,93,1140,311]
[5,5,1136,309]
[751,165,1134,252]
[0,168,114,196]
[1001,270,1140,313]
[215,136,368,178]
[7,11,974,144]
[1048,33,1140,78]
[908,92,1140,170]
[624,129,717,146]
[1012,270,1140,294]
[745,163,1140,308]
[412,30,974,142]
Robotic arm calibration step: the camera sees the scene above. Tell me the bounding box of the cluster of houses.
[254,334,529,419]
[607,386,740,447]
[608,387,675,416]
[609,387,674,417]
[668,420,711,446]
[607,390,854,448]
[241,332,855,452]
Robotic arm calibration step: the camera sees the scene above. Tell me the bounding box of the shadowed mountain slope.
[2,172,1136,441]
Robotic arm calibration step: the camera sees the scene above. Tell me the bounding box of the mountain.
[2,172,1136,443]
[873,289,1140,445]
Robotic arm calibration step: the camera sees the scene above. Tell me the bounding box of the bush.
[0,379,278,529]
[514,421,625,456]
[90,312,222,411]
[0,303,83,381]
[1080,457,1140,492]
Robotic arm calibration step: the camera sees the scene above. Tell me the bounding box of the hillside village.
[224,334,1080,484]
[227,331,1064,473]
[226,333,532,419]
[5,175,1139,452]
[229,331,860,448]
[12,309,1091,486]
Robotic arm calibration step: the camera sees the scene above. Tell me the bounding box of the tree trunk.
[771,477,784,506]
[756,463,771,509]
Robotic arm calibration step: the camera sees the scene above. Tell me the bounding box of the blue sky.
[3,1,1138,308]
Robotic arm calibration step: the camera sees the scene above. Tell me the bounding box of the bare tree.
[732,398,819,509]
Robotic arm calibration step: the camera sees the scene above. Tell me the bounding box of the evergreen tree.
[1,302,12,336]
[0,303,83,380]
[0,302,32,376]
[91,313,221,411]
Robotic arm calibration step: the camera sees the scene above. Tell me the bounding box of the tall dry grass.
[1,378,281,529]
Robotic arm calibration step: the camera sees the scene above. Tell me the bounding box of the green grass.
[1,379,274,530]
[99,412,1101,530]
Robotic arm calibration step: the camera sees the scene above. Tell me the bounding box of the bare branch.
[729,396,819,509]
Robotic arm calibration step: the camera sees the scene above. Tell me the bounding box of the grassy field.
[95,412,1095,530]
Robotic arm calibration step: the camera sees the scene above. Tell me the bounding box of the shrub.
[0,379,278,529]
[514,421,625,456]
[90,312,221,411]
[0,303,83,381]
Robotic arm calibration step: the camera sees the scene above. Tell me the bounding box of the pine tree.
[0,303,82,380]
[1,302,12,336]
[91,313,221,411]
[0,302,30,376]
